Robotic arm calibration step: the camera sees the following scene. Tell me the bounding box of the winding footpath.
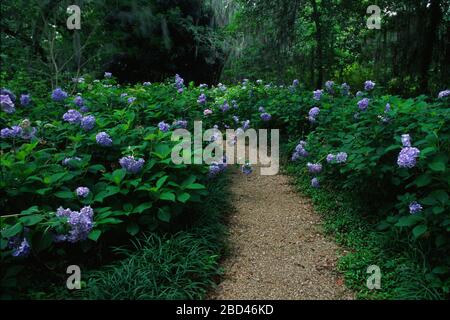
[211,162,353,300]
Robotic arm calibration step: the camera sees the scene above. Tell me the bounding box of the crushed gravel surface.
[210,162,354,300]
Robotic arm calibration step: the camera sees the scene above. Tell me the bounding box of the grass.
[25,174,232,300]
[284,164,447,300]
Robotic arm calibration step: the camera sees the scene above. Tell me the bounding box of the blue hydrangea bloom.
[158,121,170,132]
[63,109,82,124]
[0,88,16,102]
[220,101,230,112]
[81,115,96,131]
[96,132,113,146]
[409,201,423,214]
[119,156,145,174]
[51,88,68,102]
[241,163,253,175]
[1,94,15,113]
[260,113,272,121]
[197,94,207,105]
[311,178,320,188]
[8,237,31,257]
[173,120,187,129]
[76,187,90,198]
[401,134,411,147]
[1,126,22,139]
[397,147,420,168]
[326,154,335,163]
[336,152,348,163]
[364,80,375,91]
[341,83,350,95]
[325,81,334,93]
[20,94,31,106]
[357,98,369,111]
[74,96,84,107]
[313,89,323,101]
[56,206,94,243]
[293,79,299,86]
[307,162,322,174]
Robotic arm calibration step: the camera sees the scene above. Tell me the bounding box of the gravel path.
[210,163,354,300]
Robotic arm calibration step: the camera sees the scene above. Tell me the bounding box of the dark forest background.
[1,0,449,96]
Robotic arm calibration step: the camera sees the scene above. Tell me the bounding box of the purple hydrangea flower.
[81,115,96,131]
[313,89,323,101]
[175,74,184,92]
[311,178,320,188]
[341,83,350,95]
[326,154,335,163]
[307,162,322,174]
[258,106,265,112]
[20,94,31,106]
[199,84,208,89]
[56,206,94,243]
[336,152,348,163]
[203,109,213,116]
[356,91,364,97]
[80,105,89,113]
[409,201,423,214]
[0,88,16,102]
[232,115,239,123]
[76,187,90,198]
[438,90,450,99]
[292,142,308,161]
[209,162,222,176]
[74,96,84,107]
[325,81,334,93]
[309,107,320,118]
[197,94,207,105]
[158,121,170,132]
[8,237,31,257]
[119,156,145,174]
[260,113,272,121]
[241,163,253,175]
[209,158,227,177]
[63,109,82,124]
[384,103,391,113]
[96,132,112,146]
[127,97,136,104]
[293,79,299,87]
[357,98,369,111]
[1,126,23,139]
[242,120,250,130]
[173,120,187,129]
[104,72,112,78]
[309,107,320,122]
[401,134,411,147]
[120,93,128,98]
[1,94,15,113]
[232,101,239,109]
[220,101,230,112]
[51,88,68,102]
[364,80,375,91]
[397,147,420,168]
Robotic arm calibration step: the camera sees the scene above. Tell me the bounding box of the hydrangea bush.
[0,74,449,295]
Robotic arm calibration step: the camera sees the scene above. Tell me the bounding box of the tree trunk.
[310,0,323,88]
[419,0,442,93]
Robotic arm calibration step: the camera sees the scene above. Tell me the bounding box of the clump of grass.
[41,175,231,300]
